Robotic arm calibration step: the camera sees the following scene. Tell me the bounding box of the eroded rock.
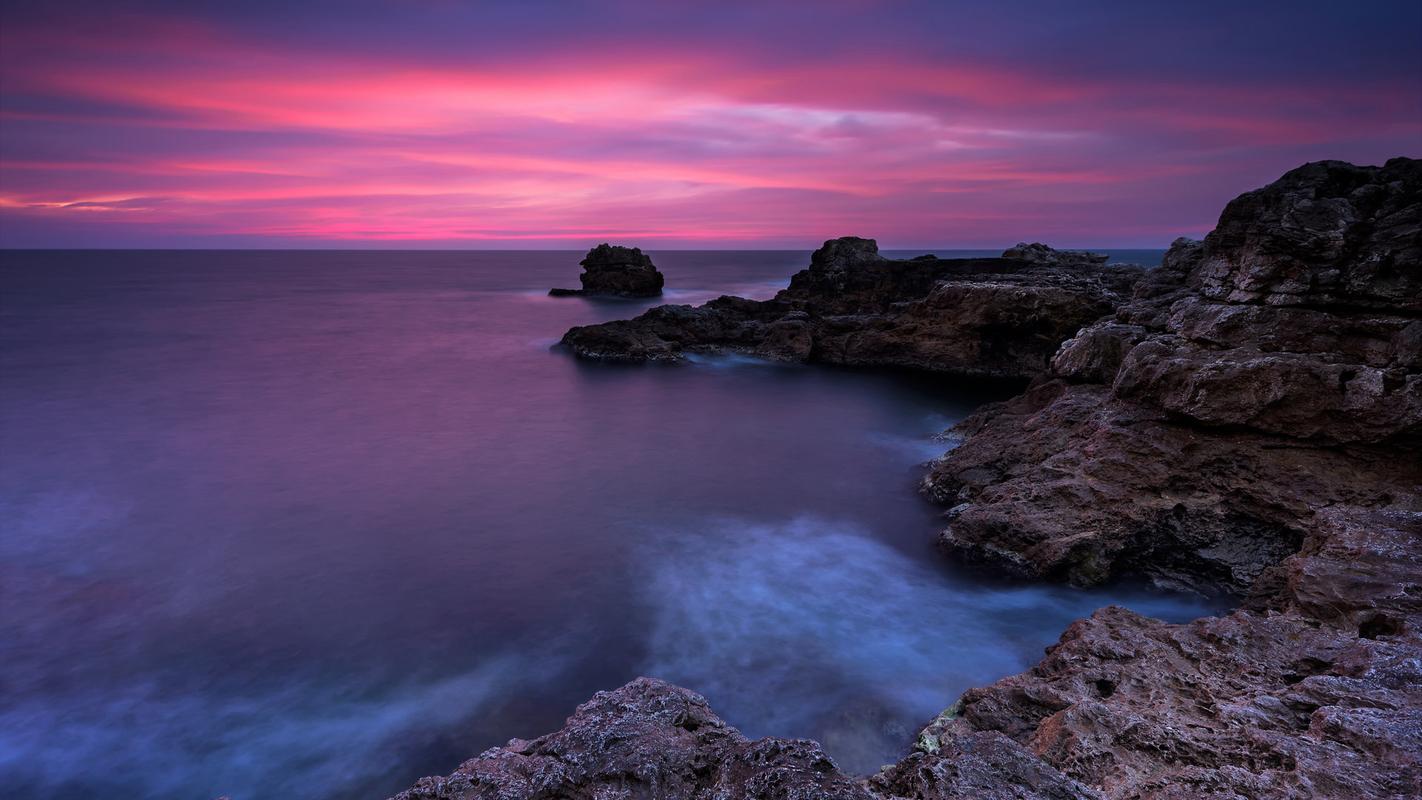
[561,237,1143,379]
[401,159,1421,800]
[550,244,665,297]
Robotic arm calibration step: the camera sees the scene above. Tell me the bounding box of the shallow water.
[0,248,1209,799]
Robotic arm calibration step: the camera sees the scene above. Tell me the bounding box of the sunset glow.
[2,1,1419,247]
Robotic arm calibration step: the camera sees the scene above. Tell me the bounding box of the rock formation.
[549,244,665,297]
[561,238,1142,380]
[924,158,1421,596]
[396,159,1420,799]
[390,678,876,800]
[1003,242,1110,267]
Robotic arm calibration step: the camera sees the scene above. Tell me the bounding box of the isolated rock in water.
[1002,242,1110,267]
[390,677,875,800]
[549,243,665,297]
[560,237,1143,378]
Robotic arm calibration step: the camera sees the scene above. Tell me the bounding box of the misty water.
[0,249,1214,799]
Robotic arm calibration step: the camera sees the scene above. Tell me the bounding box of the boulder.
[550,244,664,297]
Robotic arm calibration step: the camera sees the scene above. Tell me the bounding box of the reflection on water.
[0,248,1187,798]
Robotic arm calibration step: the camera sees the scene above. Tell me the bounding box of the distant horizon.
[0,243,1176,253]
[2,1,1418,249]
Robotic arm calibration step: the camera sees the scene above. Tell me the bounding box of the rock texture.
[911,158,1421,797]
[397,159,1420,799]
[561,238,1143,379]
[550,244,665,297]
[924,158,1421,595]
[392,678,876,800]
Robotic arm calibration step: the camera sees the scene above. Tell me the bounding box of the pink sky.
[1,1,1419,248]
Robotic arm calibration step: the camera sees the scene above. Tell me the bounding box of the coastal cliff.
[394,159,1420,799]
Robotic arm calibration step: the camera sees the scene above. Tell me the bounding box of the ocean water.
[0,249,1203,800]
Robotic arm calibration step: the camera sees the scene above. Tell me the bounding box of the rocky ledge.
[561,238,1143,380]
[549,243,665,297]
[396,159,1420,799]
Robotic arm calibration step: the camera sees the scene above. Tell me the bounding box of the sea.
[0,248,1213,799]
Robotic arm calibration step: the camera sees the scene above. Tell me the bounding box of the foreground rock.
[561,238,1143,379]
[397,159,1420,799]
[391,678,875,800]
[549,244,665,297]
[912,158,1421,796]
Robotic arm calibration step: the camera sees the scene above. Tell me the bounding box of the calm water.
[0,249,1205,800]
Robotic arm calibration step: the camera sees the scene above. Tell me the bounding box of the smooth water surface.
[0,249,1206,799]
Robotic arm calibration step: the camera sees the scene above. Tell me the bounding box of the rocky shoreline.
[394,159,1419,799]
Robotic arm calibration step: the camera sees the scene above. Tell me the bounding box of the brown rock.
[561,237,1143,379]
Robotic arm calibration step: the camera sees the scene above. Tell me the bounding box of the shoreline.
[393,159,1420,799]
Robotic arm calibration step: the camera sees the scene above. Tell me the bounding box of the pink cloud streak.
[1,7,1417,247]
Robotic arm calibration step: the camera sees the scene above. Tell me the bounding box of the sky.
[0,0,1418,249]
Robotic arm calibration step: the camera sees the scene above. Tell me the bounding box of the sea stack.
[549,244,664,298]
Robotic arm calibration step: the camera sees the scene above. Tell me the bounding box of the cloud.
[1,1,1418,247]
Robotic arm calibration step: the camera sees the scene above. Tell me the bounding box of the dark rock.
[550,244,664,298]
[924,159,1421,595]
[561,237,1143,379]
[390,677,874,800]
[400,159,1422,800]
[1003,242,1111,267]
[916,159,1421,796]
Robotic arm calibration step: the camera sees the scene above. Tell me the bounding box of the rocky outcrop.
[560,239,1143,379]
[391,677,1097,800]
[924,158,1421,595]
[1003,242,1110,267]
[549,244,665,297]
[908,508,1422,800]
[391,677,875,800]
[913,158,1420,796]
[397,159,1420,800]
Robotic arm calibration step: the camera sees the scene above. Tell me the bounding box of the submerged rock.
[549,243,664,298]
[561,236,1143,379]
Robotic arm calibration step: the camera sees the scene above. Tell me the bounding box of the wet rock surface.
[398,159,1420,798]
[549,244,665,297]
[560,237,1143,379]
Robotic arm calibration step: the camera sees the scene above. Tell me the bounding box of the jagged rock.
[390,677,874,800]
[549,244,664,297]
[914,509,1422,800]
[561,238,1143,379]
[1194,158,1421,312]
[401,159,1422,800]
[1003,242,1110,267]
[925,158,1422,593]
